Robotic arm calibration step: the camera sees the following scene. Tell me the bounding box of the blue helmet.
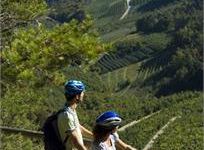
[64,80,85,96]
[96,111,122,127]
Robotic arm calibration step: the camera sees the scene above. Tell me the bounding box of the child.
[92,111,137,150]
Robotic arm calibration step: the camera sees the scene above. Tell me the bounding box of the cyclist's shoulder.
[58,107,76,121]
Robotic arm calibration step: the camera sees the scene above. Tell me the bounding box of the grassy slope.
[85,0,172,41]
[119,92,203,149]
[85,0,141,41]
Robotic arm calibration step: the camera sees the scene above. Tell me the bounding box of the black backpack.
[42,109,68,150]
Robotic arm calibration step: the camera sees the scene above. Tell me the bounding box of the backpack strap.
[54,109,69,147]
[56,109,70,148]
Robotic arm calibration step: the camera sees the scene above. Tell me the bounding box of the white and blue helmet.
[64,80,85,96]
[96,111,122,127]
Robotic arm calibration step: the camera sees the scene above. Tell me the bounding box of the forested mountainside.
[89,0,202,96]
[1,0,203,149]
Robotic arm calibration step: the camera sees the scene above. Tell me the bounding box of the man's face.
[76,91,85,103]
[79,91,85,102]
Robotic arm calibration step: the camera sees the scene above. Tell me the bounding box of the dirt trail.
[118,111,161,132]
[142,116,180,150]
[120,0,131,20]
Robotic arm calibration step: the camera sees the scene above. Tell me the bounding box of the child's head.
[93,111,122,140]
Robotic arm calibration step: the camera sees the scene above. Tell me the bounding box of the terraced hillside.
[100,61,157,96]
[89,0,202,96]
[89,23,171,73]
[87,1,180,75]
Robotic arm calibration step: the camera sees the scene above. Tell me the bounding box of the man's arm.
[80,124,93,139]
[116,139,137,150]
[70,129,87,150]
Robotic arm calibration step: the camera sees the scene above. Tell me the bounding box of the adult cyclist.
[92,111,137,150]
[57,80,93,150]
